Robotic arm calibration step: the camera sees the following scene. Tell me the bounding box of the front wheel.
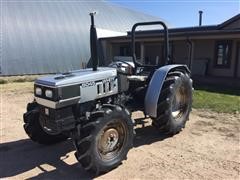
[74,104,134,175]
[152,71,193,135]
[23,102,68,145]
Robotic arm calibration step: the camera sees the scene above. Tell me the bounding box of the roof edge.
[218,13,240,29]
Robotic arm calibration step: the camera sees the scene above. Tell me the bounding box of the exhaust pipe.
[199,10,203,26]
[89,12,98,71]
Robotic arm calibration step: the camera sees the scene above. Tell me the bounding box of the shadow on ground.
[0,120,170,179]
[0,139,91,179]
[133,118,171,148]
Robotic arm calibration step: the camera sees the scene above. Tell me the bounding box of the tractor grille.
[39,105,76,133]
[39,113,60,134]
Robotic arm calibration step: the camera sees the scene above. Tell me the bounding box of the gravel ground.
[0,82,239,179]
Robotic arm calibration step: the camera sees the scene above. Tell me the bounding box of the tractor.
[23,12,193,175]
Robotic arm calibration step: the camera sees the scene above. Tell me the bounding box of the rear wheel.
[152,71,193,135]
[74,104,134,175]
[23,102,68,145]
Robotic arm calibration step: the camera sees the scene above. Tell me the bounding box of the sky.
[108,0,240,28]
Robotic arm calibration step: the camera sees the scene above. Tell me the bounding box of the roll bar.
[131,21,170,68]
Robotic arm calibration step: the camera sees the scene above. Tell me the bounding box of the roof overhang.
[100,29,240,42]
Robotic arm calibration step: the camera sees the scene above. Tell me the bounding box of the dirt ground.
[0,82,239,180]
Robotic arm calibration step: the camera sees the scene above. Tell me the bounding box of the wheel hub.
[99,128,119,153]
[171,86,187,119]
[97,120,127,161]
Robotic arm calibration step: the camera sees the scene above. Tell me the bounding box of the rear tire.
[23,102,68,145]
[152,71,193,135]
[74,104,134,176]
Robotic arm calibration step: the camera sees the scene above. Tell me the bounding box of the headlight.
[45,89,53,98]
[35,87,42,95]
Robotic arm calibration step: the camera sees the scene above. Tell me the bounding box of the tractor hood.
[35,67,117,87]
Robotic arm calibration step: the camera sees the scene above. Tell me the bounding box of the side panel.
[80,77,118,103]
[144,64,189,118]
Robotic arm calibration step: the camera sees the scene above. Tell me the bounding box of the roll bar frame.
[131,21,170,68]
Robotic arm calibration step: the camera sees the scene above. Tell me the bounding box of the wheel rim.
[97,120,126,161]
[171,84,188,120]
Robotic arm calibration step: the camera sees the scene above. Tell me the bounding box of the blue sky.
[108,0,240,27]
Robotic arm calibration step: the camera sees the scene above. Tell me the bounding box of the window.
[215,41,232,68]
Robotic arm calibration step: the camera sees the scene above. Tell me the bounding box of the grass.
[193,86,240,114]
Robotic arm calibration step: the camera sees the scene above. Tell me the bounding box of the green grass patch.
[0,79,8,84]
[193,86,240,113]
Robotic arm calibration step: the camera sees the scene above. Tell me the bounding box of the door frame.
[234,41,240,78]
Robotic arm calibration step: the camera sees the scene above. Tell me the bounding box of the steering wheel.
[110,60,134,75]
[115,60,134,68]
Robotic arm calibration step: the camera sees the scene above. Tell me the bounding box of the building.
[100,14,240,87]
[1,0,161,75]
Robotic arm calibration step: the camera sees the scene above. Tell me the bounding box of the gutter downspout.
[187,38,194,72]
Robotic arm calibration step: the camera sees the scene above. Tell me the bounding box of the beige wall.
[185,39,238,77]
[195,39,232,77]
[193,40,214,61]
[102,36,240,78]
[171,41,189,64]
[193,40,214,75]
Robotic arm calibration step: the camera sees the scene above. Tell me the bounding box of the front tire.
[152,71,193,135]
[23,102,68,145]
[74,104,134,175]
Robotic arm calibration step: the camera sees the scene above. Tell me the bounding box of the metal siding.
[1,0,162,75]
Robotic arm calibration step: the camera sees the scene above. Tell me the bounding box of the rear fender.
[144,64,190,118]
